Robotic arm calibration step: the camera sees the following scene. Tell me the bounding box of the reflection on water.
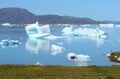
[90,37,106,47]
[25,38,65,56]
[25,38,50,55]
[65,36,106,47]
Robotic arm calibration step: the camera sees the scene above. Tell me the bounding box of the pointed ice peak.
[35,21,39,25]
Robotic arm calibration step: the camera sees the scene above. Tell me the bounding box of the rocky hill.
[0,7,103,24]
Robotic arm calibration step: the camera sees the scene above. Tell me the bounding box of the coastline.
[0,65,119,79]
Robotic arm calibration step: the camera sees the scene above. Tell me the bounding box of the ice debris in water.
[67,52,91,66]
[62,26,107,39]
[2,23,12,27]
[0,39,20,48]
[51,44,65,56]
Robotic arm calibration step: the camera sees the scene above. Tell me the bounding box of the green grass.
[0,65,120,79]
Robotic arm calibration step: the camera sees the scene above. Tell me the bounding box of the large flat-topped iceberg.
[62,26,107,39]
[25,21,50,38]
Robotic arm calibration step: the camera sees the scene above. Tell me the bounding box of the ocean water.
[0,25,120,66]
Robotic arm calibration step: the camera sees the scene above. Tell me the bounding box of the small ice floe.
[0,39,20,48]
[67,53,76,60]
[106,53,110,57]
[51,44,65,56]
[67,53,91,66]
[35,62,43,66]
[2,23,12,27]
[57,42,63,45]
[99,24,114,28]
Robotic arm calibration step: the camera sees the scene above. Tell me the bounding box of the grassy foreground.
[0,65,120,79]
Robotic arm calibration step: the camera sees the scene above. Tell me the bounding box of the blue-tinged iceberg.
[0,39,20,48]
[25,21,50,38]
[62,26,107,39]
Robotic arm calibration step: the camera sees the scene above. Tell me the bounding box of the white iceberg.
[62,26,107,39]
[2,23,12,27]
[25,21,50,38]
[99,24,114,28]
[51,44,65,56]
[67,53,91,66]
[35,62,43,66]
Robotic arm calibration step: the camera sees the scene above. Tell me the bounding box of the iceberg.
[2,23,12,27]
[99,24,114,28]
[51,44,65,56]
[25,21,50,38]
[67,53,91,66]
[62,26,107,39]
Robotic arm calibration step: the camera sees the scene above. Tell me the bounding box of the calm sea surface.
[0,25,120,66]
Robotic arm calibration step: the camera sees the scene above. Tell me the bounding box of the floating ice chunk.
[25,21,50,38]
[57,42,63,45]
[99,24,114,28]
[62,27,108,39]
[106,53,111,57]
[67,53,91,66]
[35,62,43,66]
[62,26,73,36]
[0,39,20,48]
[67,53,76,60]
[51,44,65,56]
[2,23,12,27]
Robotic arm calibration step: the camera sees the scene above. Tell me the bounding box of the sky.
[0,0,120,21]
